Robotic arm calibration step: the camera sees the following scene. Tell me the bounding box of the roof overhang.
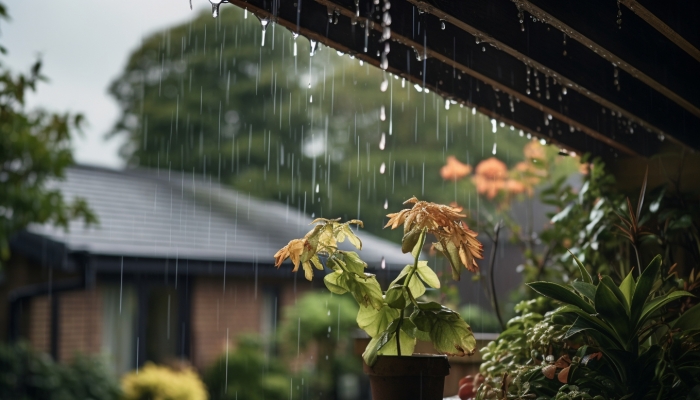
[217,0,700,161]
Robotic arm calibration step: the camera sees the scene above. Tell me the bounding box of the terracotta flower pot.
[363,355,451,400]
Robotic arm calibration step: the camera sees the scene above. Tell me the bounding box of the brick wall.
[27,295,51,354]
[58,288,102,362]
[190,276,311,370]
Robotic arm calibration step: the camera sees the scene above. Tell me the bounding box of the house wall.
[57,289,102,361]
[27,296,51,354]
[190,276,310,370]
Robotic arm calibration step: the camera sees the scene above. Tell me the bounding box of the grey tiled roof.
[27,165,412,269]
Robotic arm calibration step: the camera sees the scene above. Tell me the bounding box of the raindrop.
[440,20,446,30]
[336,50,344,56]
[309,39,318,56]
[310,95,313,103]
[380,162,386,174]
[519,130,524,136]
[492,143,497,155]
[257,15,270,47]
[209,0,225,18]
[413,83,423,93]
[562,87,567,95]
[547,114,553,120]
[539,138,547,145]
[491,119,497,133]
[379,133,386,150]
[658,134,665,142]
[445,99,450,110]
[471,107,476,115]
[380,78,389,92]
[482,46,486,52]
[380,106,386,121]
[244,8,248,18]
[381,256,387,268]
[315,184,320,193]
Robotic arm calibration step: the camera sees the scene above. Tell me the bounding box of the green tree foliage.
[108,7,530,240]
[0,3,95,268]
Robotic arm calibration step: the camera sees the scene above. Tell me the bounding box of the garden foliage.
[122,362,208,400]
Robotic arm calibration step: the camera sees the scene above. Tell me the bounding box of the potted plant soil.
[274,197,484,400]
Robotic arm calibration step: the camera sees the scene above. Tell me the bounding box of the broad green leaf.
[377,321,417,357]
[342,224,362,250]
[411,228,427,259]
[342,251,367,274]
[326,258,343,272]
[390,264,426,299]
[357,304,400,337]
[420,310,476,356]
[619,271,636,306]
[631,255,662,325]
[595,281,630,341]
[600,275,630,314]
[385,284,407,309]
[673,303,700,331]
[416,260,441,288]
[638,291,694,330]
[569,251,592,284]
[323,272,348,294]
[417,301,442,311]
[348,273,384,310]
[402,228,421,254]
[363,331,392,366]
[528,281,596,314]
[572,281,596,301]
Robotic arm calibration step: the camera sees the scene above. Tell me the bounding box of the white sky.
[3,0,208,168]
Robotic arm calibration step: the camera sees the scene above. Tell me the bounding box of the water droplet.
[309,39,318,56]
[256,15,270,46]
[562,87,567,95]
[244,8,248,18]
[492,143,497,155]
[315,184,320,193]
[380,106,386,121]
[547,114,553,120]
[440,20,446,30]
[539,138,547,145]
[472,107,476,115]
[482,46,486,52]
[380,78,388,92]
[336,50,344,56]
[491,119,497,133]
[209,0,224,18]
[327,310,331,316]
[379,133,386,150]
[444,99,450,110]
[413,83,423,93]
[381,256,387,268]
[519,130,524,137]
[309,95,313,103]
[380,162,386,174]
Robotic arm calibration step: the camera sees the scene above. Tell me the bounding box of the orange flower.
[273,238,306,271]
[440,156,472,181]
[472,157,508,199]
[385,197,483,274]
[504,179,526,194]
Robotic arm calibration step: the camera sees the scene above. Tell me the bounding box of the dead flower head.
[385,197,483,277]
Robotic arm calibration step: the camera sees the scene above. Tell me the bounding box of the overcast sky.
[3,0,208,168]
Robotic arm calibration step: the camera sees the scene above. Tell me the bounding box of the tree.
[108,7,530,240]
[0,3,95,269]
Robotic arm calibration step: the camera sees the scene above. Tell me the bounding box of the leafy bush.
[476,257,700,400]
[204,336,289,400]
[0,342,120,400]
[121,362,207,400]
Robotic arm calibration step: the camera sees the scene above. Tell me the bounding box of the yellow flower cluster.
[121,362,208,400]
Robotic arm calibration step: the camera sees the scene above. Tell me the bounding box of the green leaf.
[673,303,700,331]
[363,331,391,366]
[342,224,362,250]
[302,262,314,281]
[595,280,630,341]
[416,260,441,288]
[377,324,417,357]
[301,225,323,262]
[310,255,324,271]
[391,264,426,299]
[619,272,636,307]
[412,307,476,356]
[631,255,662,325]
[528,281,596,314]
[572,281,596,301]
[342,251,367,274]
[600,275,630,314]
[347,273,384,310]
[638,291,694,330]
[434,239,462,281]
[323,272,348,294]
[569,251,592,284]
[385,285,407,309]
[557,305,624,350]
[402,228,421,254]
[357,304,400,337]
[411,228,427,259]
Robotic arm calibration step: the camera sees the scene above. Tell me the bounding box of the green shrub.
[121,362,208,400]
[204,336,290,400]
[0,342,120,400]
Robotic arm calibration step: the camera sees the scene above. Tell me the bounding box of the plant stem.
[488,221,506,331]
[396,242,423,356]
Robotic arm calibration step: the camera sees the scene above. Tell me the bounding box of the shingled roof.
[15,165,412,274]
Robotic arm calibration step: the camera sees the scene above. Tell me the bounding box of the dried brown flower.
[385,197,483,275]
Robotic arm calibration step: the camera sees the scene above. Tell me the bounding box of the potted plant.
[273,197,484,400]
